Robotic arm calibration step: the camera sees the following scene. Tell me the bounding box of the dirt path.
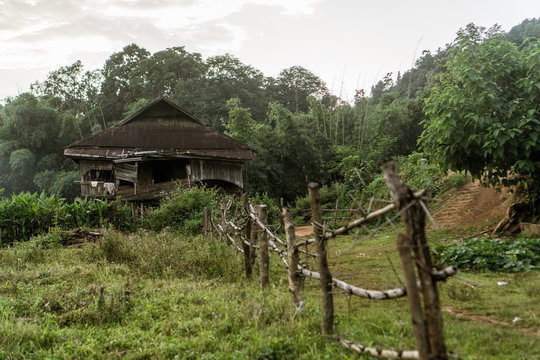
[295,225,314,238]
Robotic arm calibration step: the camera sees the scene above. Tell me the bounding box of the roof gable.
[64,97,255,162]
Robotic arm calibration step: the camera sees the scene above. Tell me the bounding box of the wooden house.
[64,97,255,205]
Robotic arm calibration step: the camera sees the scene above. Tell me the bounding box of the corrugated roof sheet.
[64,97,255,162]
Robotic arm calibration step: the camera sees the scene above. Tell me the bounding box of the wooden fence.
[206,161,458,360]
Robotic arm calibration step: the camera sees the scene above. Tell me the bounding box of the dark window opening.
[84,169,113,182]
[151,160,188,184]
[118,179,133,187]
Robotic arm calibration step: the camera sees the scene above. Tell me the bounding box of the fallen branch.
[432,266,459,281]
[300,268,407,300]
[338,338,419,359]
[298,265,459,301]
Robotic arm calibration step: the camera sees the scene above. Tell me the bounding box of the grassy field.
[0,227,538,359]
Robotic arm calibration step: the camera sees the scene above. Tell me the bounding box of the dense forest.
[0,19,539,203]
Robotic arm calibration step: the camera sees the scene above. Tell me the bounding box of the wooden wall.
[78,157,244,199]
[190,159,243,188]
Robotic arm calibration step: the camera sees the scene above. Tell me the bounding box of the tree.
[269,66,329,114]
[0,94,76,197]
[31,61,105,138]
[420,24,540,192]
[507,18,540,45]
[130,46,205,99]
[174,54,268,127]
[224,98,257,145]
[100,44,150,124]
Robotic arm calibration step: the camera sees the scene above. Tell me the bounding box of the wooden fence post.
[383,161,447,360]
[397,233,430,360]
[308,182,334,335]
[220,203,227,245]
[258,205,269,289]
[203,207,209,236]
[243,213,254,278]
[282,206,303,306]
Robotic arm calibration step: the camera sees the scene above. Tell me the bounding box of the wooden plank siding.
[115,163,137,183]
[190,159,243,188]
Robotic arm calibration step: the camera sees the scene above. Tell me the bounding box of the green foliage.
[62,197,134,232]
[143,187,221,234]
[0,93,78,198]
[0,193,134,246]
[269,65,330,114]
[507,18,540,45]
[249,192,281,225]
[357,153,443,204]
[433,237,540,272]
[421,24,540,193]
[224,97,258,145]
[2,18,537,208]
[395,152,443,194]
[446,173,468,189]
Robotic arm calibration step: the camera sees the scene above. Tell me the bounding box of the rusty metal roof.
[64,97,255,162]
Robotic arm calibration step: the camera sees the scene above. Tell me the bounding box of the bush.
[445,173,468,189]
[396,152,443,195]
[433,237,540,272]
[143,187,221,234]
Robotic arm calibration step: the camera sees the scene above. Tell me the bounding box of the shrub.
[445,173,468,189]
[0,192,64,246]
[143,187,221,234]
[396,152,443,195]
[433,237,540,272]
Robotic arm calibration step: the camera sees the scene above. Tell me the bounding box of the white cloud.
[0,0,321,75]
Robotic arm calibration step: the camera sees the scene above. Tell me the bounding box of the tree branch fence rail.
[206,162,458,360]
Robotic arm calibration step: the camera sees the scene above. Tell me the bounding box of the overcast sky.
[1,0,538,102]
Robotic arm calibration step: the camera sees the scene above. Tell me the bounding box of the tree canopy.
[420,24,540,191]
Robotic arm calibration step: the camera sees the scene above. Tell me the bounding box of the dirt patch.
[431,181,513,230]
[295,225,314,238]
[294,181,513,235]
[442,306,540,338]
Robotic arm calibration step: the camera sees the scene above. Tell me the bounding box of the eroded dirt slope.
[432,181,512,230]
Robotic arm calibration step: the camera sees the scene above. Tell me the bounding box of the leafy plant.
[0,192,134,246]
[421,24,540,196]
[143,186,221,234]
[433,236,540,272]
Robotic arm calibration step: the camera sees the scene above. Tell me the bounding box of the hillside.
[432,181,513,230]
